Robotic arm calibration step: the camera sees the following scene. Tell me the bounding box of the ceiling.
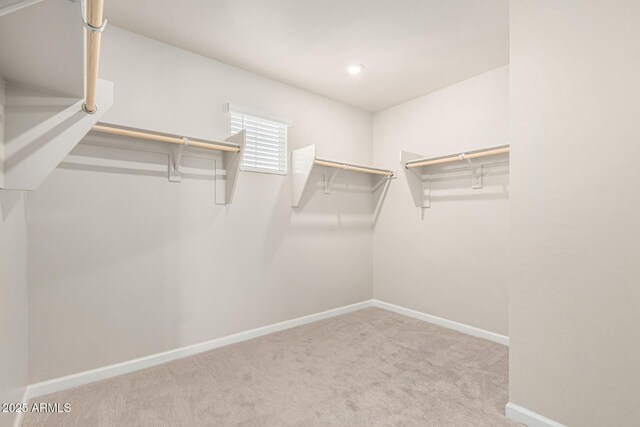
[105,0,509,112]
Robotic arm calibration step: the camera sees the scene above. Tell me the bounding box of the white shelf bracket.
[324,167,341,194]
[214,130,246,205]
[464,156,483,189]
[401,150,429,217]
[420,175,431,220]
[419,171,431,209]
[408,166,430,218]
[168,137,189,182]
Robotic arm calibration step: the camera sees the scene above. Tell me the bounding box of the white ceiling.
[105,0,509,112]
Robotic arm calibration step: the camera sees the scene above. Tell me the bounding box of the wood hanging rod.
[91,124,241,152]
[314,158,394,176]
[83,0,105,114]
[405,145,510,169]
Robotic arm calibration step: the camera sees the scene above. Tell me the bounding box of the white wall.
[26,27,376,383]
[509,1,640,425]
[372,66,510,336]
[0,190,28,427]
[0,74,29,427]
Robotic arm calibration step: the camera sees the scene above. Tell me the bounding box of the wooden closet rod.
[314,159,394,176]
[405,145,510,169]
[83,0,105,114]
[92,124,241,152]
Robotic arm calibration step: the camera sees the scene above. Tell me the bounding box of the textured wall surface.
[373,66,510,336]
[0,190,28,427]
[26,27,377,383]
[509,1,640,425]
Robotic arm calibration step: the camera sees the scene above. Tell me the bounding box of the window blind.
[230,111,288,175]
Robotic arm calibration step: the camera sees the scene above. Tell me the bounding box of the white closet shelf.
[0,0,84,97]
[401,144,510,211]
[91,124,242,153]
[291,144,394,207]
[404,144,510,169]
[88,123,246,205]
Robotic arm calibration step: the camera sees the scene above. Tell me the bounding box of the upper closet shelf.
[88,123,246,205]
[404,144,510,169]
[291,144,394,207]
[401,144,510,210]
[0,0,84,97]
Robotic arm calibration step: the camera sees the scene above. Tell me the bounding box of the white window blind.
[230,111,288,175]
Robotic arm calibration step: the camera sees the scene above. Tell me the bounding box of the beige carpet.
[23,308,519,426]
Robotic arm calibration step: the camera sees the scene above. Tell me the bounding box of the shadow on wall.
[49,139,381,272]
[25,137,376,382]
[3,84,84,172]
[27,140,227,380]
[60,139,382,233]
[58,137,217,181]
[293,167,392,229]
[417,156,509,205]
[0,190,23,221]
[261,165,382,266]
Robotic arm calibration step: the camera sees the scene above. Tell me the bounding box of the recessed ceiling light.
[347,64,364,75]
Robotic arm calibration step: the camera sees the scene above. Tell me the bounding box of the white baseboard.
[371,300,509,346]
[26,299,509,400]
[506,402,566,427]
[27,300,373,398]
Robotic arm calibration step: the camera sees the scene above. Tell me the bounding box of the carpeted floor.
[23,308,519,426]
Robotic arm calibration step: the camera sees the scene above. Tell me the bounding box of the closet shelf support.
[464,157,482,189]
[169,137,189,182]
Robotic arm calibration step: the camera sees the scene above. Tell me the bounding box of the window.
[230,110,289,175]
